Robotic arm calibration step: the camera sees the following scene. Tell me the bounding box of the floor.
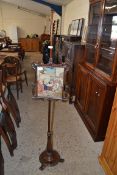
[2,52,105,175]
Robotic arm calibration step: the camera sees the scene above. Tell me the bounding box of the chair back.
[3,56,21,77]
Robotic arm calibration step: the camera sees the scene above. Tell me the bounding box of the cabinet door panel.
[32,39,39,51]
[96,0,117,76]
[75,65,89,111]
[87,1,102,45]
[85,44,96,64]
[85,1,102,65]
[86,75,106,132]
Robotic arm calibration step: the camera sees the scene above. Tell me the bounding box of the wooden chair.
[0,67,21,127]
[3,56,28,99]
[0,101,17,151]
[0,124,14,156]
[0,151,4,175]
[0,67,20,175]
[0,67,18,155]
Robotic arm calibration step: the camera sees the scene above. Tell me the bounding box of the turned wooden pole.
[49,9,54,63]
[46,100,53,152]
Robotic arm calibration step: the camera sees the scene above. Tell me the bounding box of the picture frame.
[70,20,75,35]
[69,18,84,37]
[35,66,65,100]
[77,18,84,37]
[73,19,79,35]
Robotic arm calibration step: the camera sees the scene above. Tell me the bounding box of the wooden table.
[0,48,18,58]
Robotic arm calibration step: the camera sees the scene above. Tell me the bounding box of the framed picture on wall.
[77,18,84,37]
[69,18,84,37]
[70,20,75,35]
[73,19,79,35]
[35,66,65,100]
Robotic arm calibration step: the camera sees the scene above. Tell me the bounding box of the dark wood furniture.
[63,41,85,103]
[39,34,50,53]
[19,38,40,52]
[0,38,25,60]
[3,56,28,99]
[0,151,4,175]
[0,47,25,61]
[74,0,117,141]
[0,66,21,175]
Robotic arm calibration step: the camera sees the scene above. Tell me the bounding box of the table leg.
[39,100,64,170]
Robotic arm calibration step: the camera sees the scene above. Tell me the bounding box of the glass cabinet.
[85,0,117,81]
[97,0,117,75]
[86,1,102,65]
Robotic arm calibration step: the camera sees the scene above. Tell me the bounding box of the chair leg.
[16,82,19,99]
[3,109,17,149]
[2,95,20,127]
[0,151,4,175]
[24,71,28,86]
[7,86,21,125]
[20,81,23,93]
[0,127,14,156]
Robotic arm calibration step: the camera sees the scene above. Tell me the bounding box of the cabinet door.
[75,65,89,112]
[32,39,39,51]
[97,0,117,76]
[85,1,103,65]
[19,39,26,50]
[85,74,106,135]
[26,39,32,51]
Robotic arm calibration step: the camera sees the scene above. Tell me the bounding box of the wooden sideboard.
[19,38,40,52]
[99,87,117,175]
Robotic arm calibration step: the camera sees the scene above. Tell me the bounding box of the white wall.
[0,0,89,40]
[53,12,61,35]
[0,1,50,38]
[62,0,89,41]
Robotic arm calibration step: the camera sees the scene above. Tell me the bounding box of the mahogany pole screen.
[49,9,54,63]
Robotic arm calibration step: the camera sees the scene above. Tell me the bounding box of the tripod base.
[39,150,64,170]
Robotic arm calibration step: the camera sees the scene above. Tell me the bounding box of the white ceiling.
[1,0,73,16]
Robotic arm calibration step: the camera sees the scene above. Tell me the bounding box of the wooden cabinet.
[74,0,117,141]
[19,38,40,52]
[85,74,107,140]
[99,88,117,175]
[63,41,85,103]
[75,64,115,141]
[75,65,89,112]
